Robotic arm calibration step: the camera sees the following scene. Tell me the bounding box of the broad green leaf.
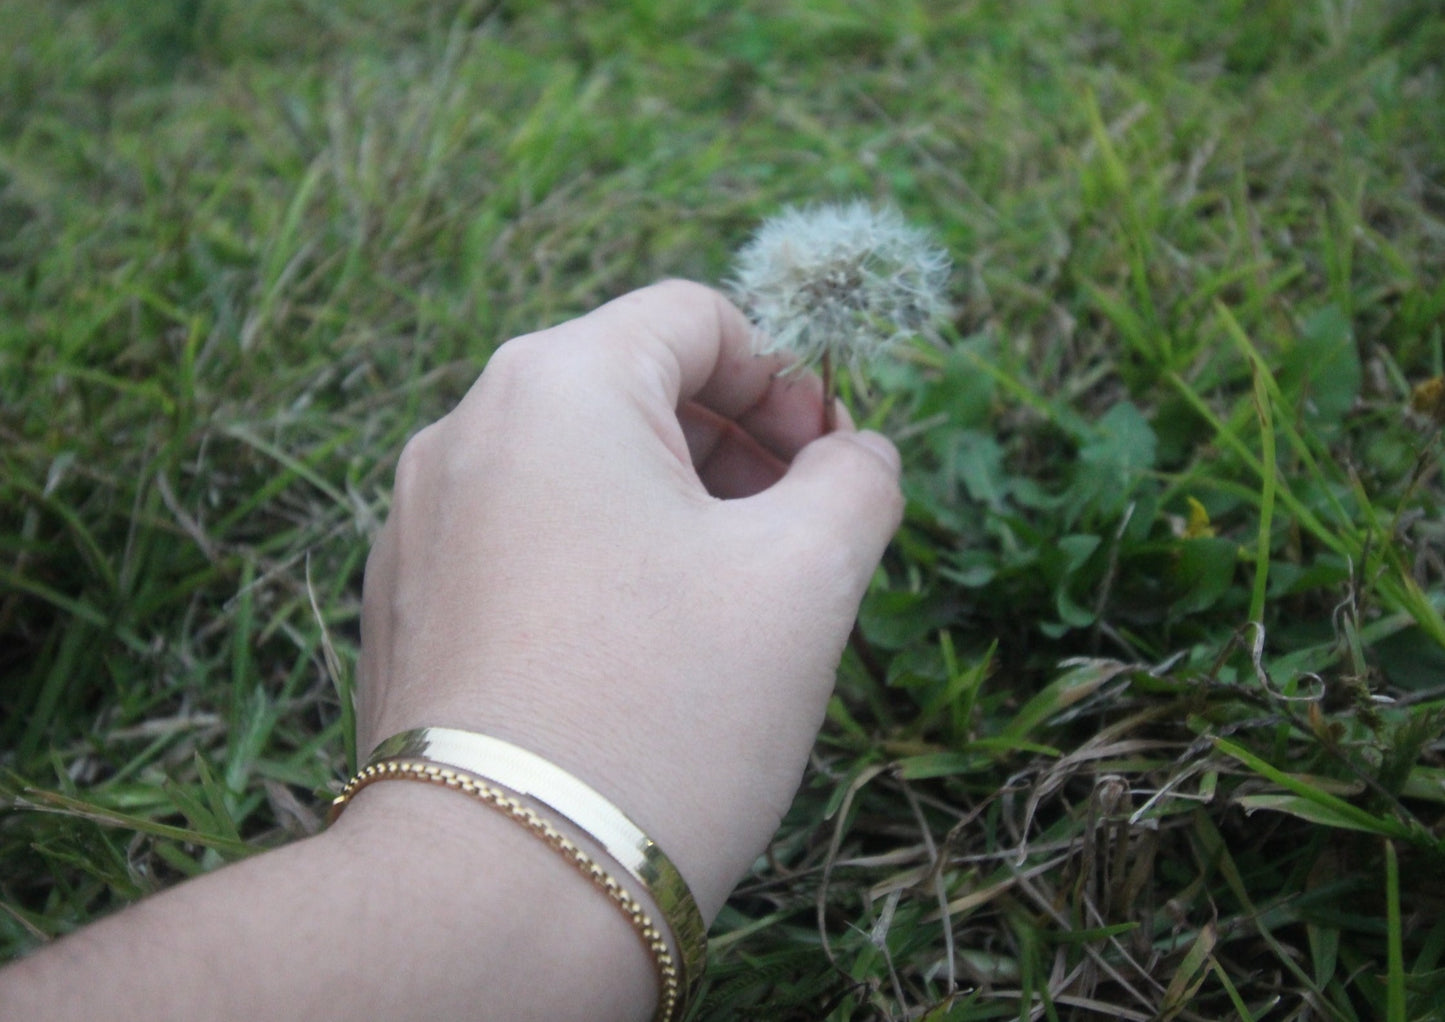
[1280,305,1361,431]
[949,430,1010,511]
[1073,401,1158,520]
[860,588,955,650]
[1171,536,1239,614]
[917,339,997,429]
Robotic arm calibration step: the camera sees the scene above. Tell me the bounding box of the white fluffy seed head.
[728,200,951,370]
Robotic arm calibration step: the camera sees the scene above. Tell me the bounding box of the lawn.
[3,1,1445,1018]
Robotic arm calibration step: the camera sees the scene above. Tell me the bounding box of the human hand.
[0,282,902,1022]
[355,280,903,917]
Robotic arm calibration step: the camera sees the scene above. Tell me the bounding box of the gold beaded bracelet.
[327,727,707,1022]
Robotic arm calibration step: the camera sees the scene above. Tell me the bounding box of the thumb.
[749,429,905,594]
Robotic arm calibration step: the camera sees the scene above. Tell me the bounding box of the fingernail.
[852,430,901,474]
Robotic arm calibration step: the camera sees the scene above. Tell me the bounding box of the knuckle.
[482,329,607,396]
[482,332,546,380]
[392,422,441,498]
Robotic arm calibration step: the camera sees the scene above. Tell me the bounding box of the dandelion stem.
[821,349,837,434]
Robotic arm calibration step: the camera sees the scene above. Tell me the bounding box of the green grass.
[4,0,1445,1018]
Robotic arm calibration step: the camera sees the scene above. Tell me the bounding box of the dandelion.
[729,200,951,429]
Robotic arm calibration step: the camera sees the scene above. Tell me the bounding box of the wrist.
[325,779,657,1022]
[362,699,739,917]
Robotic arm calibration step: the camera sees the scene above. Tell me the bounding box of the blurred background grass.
[3,1,1445,1018]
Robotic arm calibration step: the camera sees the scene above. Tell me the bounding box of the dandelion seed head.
[728,200,951,370]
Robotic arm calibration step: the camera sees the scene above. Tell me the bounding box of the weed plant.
[3,1,1445,1019]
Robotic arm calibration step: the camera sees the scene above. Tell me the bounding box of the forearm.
[0,782,656,1022]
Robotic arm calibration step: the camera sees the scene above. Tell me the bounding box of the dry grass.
[4,1,1445,1018]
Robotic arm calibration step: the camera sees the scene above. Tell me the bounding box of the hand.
[355,279,903,917]
[0,280,904,1022]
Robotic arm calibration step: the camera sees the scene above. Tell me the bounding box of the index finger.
[575,279,832,459]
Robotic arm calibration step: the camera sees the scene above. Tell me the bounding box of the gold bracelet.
[328,727,707,1022]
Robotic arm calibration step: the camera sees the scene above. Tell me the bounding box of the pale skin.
[0,280,904,1021]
